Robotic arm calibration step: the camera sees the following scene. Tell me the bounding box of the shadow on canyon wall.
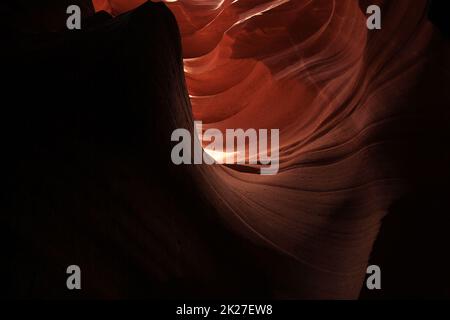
[1,0,449,299]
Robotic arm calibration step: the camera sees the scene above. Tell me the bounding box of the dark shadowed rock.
[1,1,275,299]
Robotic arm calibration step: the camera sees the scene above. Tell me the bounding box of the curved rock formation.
[92,0,450,298]
[3,0,449,299]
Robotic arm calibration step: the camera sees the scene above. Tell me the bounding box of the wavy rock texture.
[3,0,448,299]
[90,0,450,298]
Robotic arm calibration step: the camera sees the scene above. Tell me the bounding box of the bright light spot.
[203,147,238,164]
